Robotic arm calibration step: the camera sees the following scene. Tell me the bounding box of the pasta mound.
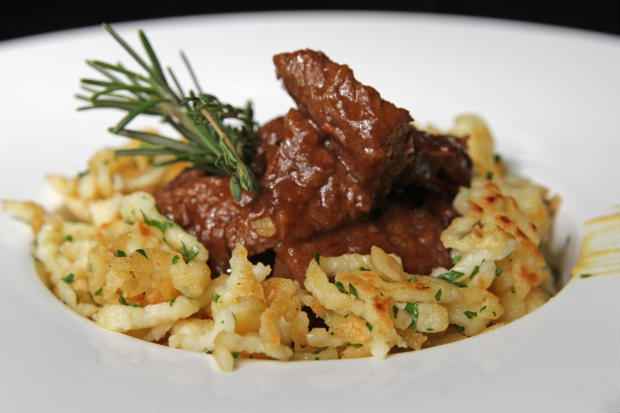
[2,114,559,371]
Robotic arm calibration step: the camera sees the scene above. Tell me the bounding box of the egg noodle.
[3,115,559,371]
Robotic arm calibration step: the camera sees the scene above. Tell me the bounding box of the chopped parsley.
[349,343,363,348]
[63,235,74,242]
[511,286,517,294]
[366,322,373,332]
[494,154,502,163]
[480,305,487,313]
[169,297,177,306]
[114,249,127,257]
[359,267,371,271]
[470,264,481,279]
[495,267,503,277]
[486,171,494,180]
[141,211,173,234]
[435,288,442,302]
[213,293,221,303]
[349,284,359,299]
[62,273,75,284]
[180,242,199,263]
[94,287,103,296]
[136,248,148,258]
[231,352,240,359]
[119,294,141,307]
[464,310,477,319]
[426,327,434,332]
[438,270,466,287]
[313,252,320,264]
[580,273,593,279]
[172,255,180,264]
[454,325,465,334]
[452,255,462,265]
[335,281,347,294]
[404,302,419,330]
[392,305,398,319]
[76,169,90,178]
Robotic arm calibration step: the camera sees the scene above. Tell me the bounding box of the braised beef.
[156,49,473,278]
[273,201,453,284]
[273,49,415,200]
[157,108,394,272]
[397,130,472,196]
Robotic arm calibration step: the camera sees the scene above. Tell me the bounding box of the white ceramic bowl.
[1,12,619,413]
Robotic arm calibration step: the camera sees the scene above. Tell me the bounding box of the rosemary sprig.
[77,24,259,200]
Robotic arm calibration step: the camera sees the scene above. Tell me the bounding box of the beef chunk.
[156,50,472,277]
[157,109,380,272]
[273,49,415,199]
[397,130,472,196]
[273,201,453,283]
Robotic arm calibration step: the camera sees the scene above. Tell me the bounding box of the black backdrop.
[2,2,619,41]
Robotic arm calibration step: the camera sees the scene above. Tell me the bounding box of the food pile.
[3,30,559,371]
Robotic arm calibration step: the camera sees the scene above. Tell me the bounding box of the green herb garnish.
[94,287,103,296]
[172,255,180,264]
[76,24,259,201]
[136,248,148,258]
[495,267,503,277]
[77,169,90,178]
[63,235,74,242]
[404,302,419,330]
[470,264,480,279]
[366,322,373,332]
[464,310,477,319]
[114,249,127,257]
[580,273,593,279]
[438,270,466,287]
[119,294,141,307]
[349,284,359,299]
[231,352,240,359]
[213,293,221,303]
[141,211,173,234]
[335,281,347,294]
[180,242,199,263]
[313,252,320,264]
[435,288,442,302]
[62,273,75,284]
[486,171,494,180]
[452,255,462,264]
[454,325,465,334]
[169,297,176,306]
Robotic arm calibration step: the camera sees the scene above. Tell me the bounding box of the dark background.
[2,2,620,42]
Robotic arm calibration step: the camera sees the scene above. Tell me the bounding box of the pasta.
[2,114,559,372]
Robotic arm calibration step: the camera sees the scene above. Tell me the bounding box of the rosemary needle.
[77,23,259,200]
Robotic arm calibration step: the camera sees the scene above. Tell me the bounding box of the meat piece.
[273,49,415,199]
[155,170,247,270]
[156,50,472,276]
[156,109,379,273]
[397,130,472,196]
[273,202,453,283]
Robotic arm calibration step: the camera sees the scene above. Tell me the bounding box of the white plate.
[1,12,619,413]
